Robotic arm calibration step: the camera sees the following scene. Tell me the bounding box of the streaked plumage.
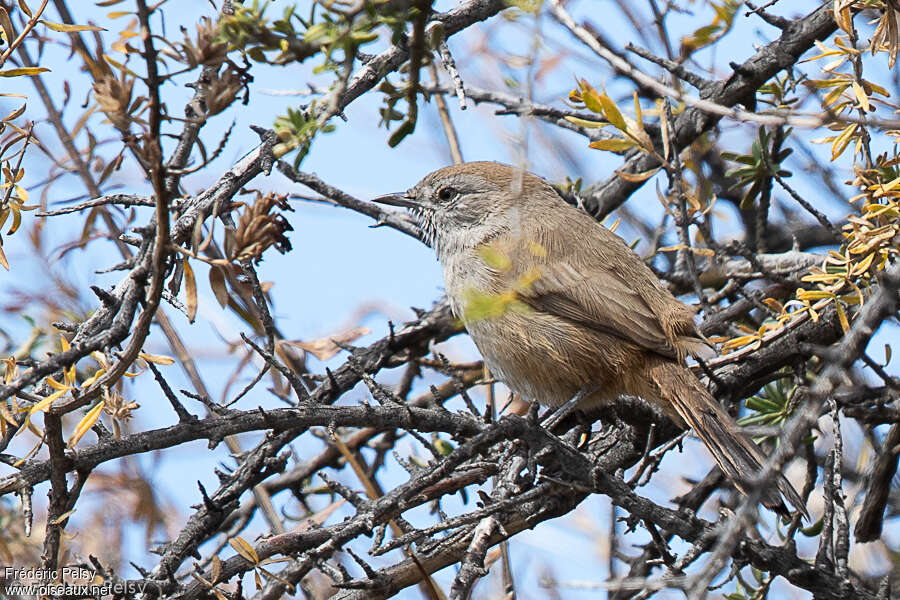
[377,161,806,517]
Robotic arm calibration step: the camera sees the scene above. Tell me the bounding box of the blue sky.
[0,1,895,597]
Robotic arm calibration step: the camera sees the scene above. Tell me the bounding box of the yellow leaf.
[862,79,890,97]
[851,252,876,276]
[852,81,870,111]
[28,388,67,415]
[102,54,139,78]
[563,115,607,129]
[835,301,850,333]
[6,204,20,234]
[578,79,605,114]
[598,89,627,132]
[762,298,784,313]
[13,438,43,465]
[3,356,17,384]
[80,368,106,388]
[0,242,8,270]
[50,508,76,525]
[3,103,25,122]
[39,20,106,32]
[834,3,853,35]
[68,401,104,448]
[229,536,259,565]
[796,290,835,302]
[0,401,18,427]
[183,258,197,323]
[721,335,760,351]
[211,555,222,584]
[256,565,293,588]
[800,273,840,283]
[0,67,50,77]
[837,293,862,305]
[831,123,857,161]
[139,352,175,365]
[633,91,644,131]
[871,175,900,198]
[589,138,635,152]
[800,44,841,63]
[46,376,70,391]
[810,135,836,145]
[823,83,850,109]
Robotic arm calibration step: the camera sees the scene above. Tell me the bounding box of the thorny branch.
[3,1,900,600]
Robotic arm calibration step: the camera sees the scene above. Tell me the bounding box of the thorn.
[90,285,119,307]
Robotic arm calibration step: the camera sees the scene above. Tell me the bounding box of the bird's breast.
[450,293,637,408]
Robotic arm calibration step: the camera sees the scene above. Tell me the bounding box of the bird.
[375,161,807,517]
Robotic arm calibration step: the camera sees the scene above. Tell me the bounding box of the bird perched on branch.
[376,161,807,517]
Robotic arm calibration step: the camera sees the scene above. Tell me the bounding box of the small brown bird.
[376,161,806,517]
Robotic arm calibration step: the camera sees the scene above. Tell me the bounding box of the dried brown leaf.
[0,7,14,48]
[615,167,660,183]
[183,258,197,323]
[208,266,229,308]
[284,326,371,360]
[229,536,259,564]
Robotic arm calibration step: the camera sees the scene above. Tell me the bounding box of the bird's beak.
[372,192,417,209]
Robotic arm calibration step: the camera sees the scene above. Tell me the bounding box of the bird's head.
[374,161,556,256]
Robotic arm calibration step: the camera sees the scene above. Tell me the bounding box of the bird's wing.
[492,221,694,360]
[515,256,679,359]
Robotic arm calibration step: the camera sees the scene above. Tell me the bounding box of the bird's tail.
[643,359,808,519]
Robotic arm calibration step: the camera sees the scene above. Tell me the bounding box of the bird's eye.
[437,187,457,202]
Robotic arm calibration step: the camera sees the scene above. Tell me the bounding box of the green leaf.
[801,516,824,536]
[745,395,781,412]
[387,119,415,147]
